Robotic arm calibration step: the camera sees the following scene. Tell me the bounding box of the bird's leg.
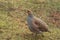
[40,32,44,37]
[39,31,44,37]
[35,33,37,40]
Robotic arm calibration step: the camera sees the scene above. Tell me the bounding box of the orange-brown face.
[26,10,32,15]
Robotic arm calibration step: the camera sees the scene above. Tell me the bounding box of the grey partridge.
[27,10,50,34]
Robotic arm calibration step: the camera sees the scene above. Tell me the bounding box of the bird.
[26,10,50,34]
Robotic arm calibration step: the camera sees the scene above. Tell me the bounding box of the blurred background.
[0,0,60,40]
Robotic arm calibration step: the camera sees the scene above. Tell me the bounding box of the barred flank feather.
[27,10,50,33]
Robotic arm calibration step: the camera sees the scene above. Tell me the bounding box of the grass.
[0,0,60,40]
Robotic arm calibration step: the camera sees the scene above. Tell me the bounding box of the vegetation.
[0,0,60,40]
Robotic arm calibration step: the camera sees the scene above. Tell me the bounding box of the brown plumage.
[27,10,50,34]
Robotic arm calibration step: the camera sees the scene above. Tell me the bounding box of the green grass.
[0,0,60,40]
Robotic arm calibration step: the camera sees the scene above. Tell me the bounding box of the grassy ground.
[0,0,60,40]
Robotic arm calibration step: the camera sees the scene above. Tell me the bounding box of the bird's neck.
[28,14,33,18]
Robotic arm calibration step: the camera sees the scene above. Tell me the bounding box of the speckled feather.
[27,10,50,33]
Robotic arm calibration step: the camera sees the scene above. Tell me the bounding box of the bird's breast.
[27,17,33,26]
[27,17,34,31]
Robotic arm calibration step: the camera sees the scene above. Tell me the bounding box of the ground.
[0,0,60,40]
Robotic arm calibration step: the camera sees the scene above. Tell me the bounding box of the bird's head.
[26,10,32,15]
[26,10,33,17]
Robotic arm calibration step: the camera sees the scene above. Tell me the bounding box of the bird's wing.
[33,17,48,29]
[31,19,41,32]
